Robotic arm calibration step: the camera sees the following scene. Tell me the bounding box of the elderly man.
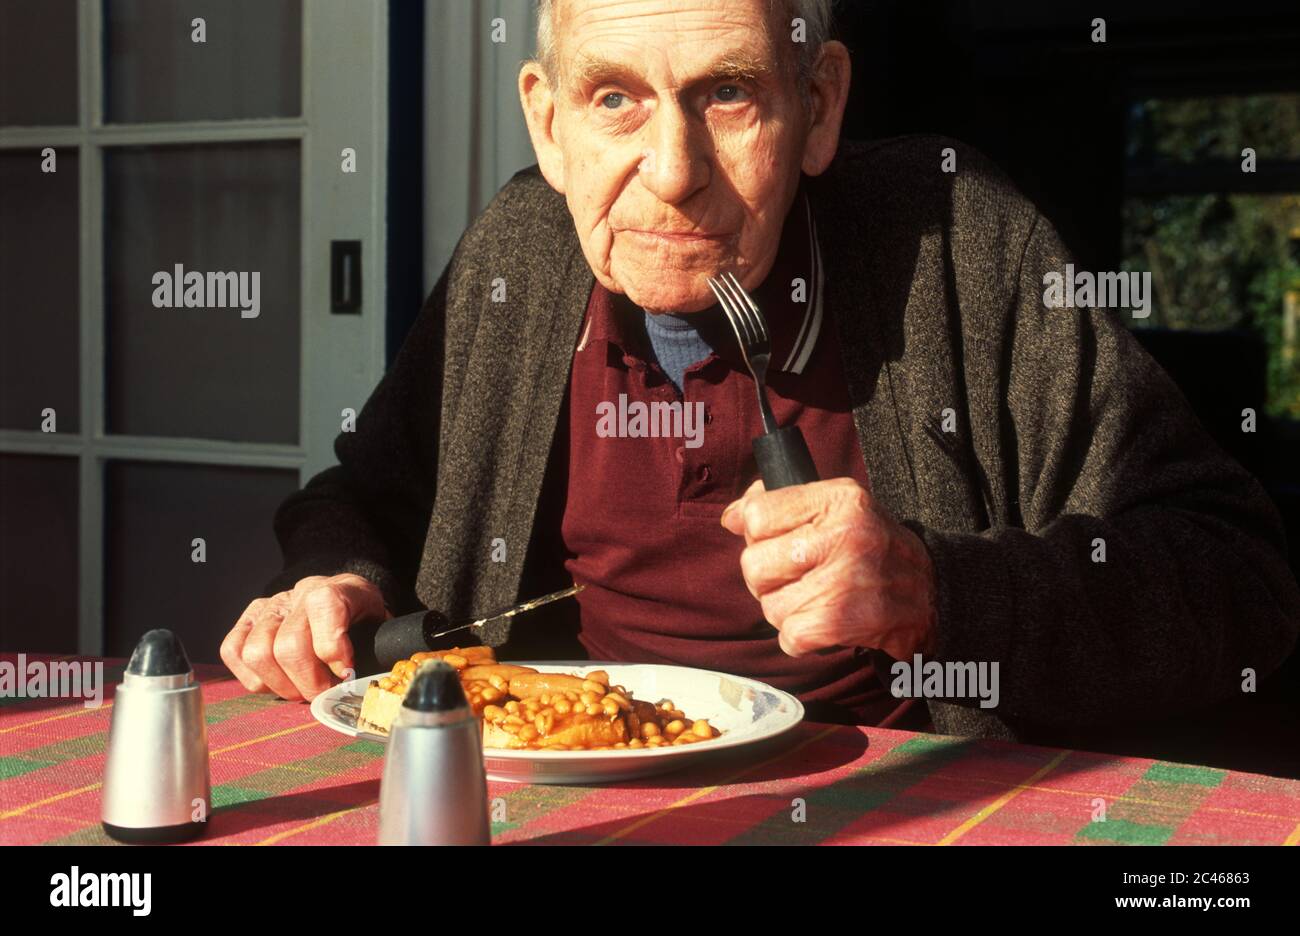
[222,0,1298,746]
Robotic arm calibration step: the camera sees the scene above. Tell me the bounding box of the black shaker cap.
[402,660,468,713]
[125,629,192,677]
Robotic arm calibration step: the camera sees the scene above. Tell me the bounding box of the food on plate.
[356,646,721,750]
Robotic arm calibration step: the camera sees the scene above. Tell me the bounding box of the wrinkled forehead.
[551,0,792,87]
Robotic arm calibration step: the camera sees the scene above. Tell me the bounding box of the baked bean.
[379,654,724,751]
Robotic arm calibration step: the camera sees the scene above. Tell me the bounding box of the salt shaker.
[378,660,491,845]
[101,629,211,843]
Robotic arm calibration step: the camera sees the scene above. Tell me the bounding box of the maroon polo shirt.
[559,186,907,727]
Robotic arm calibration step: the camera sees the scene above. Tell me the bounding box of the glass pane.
[1123,192,1300,418]
[104,460,300,663]
[104,142,301,444]
[103,0,302,123]
[1127,94,1300,164]
[0,149,80,432]
[0,455,79,653]
[0,0,78,127]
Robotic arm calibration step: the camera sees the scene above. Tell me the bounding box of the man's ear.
[519,62,566,194]
[800,40,851,177]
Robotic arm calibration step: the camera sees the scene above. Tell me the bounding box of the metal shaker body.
[102,669,211,838]
[378,666,491,846]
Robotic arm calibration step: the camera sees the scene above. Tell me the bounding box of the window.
[1122,93,1300,419]
[0,1,388,659]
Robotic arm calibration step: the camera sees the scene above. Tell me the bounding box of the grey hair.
[534,0,834,92]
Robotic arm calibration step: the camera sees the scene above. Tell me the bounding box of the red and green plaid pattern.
[3,654,1298,845]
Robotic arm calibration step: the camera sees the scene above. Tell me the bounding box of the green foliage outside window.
[1123,94,1300,419]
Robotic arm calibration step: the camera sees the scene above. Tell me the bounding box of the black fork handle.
[753,424,819,490]
[752,427,866,660]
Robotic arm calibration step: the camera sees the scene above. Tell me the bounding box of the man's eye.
[713,84,749,104]
[600,92,625,109]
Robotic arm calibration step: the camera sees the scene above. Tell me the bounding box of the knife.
[430,585,584,639]
[347,585,584,676]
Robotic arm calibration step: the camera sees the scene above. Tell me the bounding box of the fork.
[709,272,869,660]
[707,271,820,490]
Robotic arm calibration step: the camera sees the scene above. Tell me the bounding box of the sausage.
[461,663,538,682]
[507,672,589,699]
[454,646,498,663]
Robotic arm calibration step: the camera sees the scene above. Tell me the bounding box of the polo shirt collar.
[577,178,824,375]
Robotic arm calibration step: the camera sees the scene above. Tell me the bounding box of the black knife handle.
[347,609,455,676]
[753,424,819,490]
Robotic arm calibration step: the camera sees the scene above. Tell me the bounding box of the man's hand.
[220,573,390,701]
[721,478,939,660]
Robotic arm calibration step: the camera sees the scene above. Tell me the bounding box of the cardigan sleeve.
[913,215,1300,731]
[260,268,451,616]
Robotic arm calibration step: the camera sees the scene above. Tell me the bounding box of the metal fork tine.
[709,271,778,436]
[708,276,750,358]
[717,274,759,348]
[730,273,768,344]
[725,272,768,346]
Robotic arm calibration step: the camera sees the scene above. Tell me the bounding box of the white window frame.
[0,0,388,654]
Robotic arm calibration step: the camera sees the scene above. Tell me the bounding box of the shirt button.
[675,446,685,464]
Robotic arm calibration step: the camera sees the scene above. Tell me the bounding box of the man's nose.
[637,103,708,205]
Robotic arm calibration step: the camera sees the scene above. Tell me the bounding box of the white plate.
[311,661,805,784]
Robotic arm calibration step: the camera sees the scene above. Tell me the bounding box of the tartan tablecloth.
[2,654,1298,846]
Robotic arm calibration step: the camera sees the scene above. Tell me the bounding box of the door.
[0,0,389,662]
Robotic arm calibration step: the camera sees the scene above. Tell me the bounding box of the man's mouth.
[620,229,731,244]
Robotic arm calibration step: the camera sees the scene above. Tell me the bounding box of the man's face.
[540,0,812,314]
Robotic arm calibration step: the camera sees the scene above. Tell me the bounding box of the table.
[3,654,1298,845]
